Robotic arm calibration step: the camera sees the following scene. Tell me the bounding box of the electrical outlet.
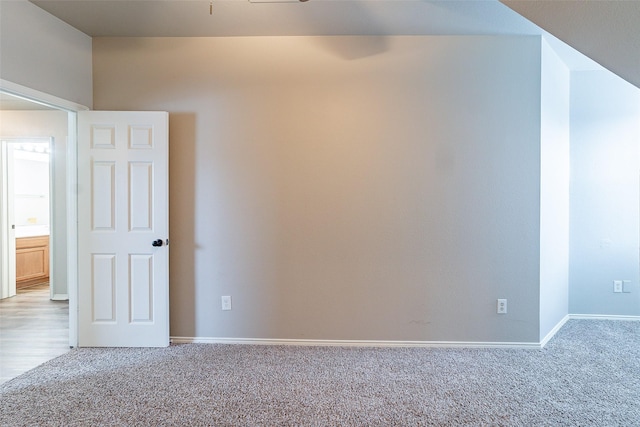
[497,299,507,314]
[221,295,232,311]
[613,281,623,293]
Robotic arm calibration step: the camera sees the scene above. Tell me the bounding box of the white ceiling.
[21,0,640,89]
[30,0,542,37]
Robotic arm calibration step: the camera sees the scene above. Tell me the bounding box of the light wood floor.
[0,283,69,384]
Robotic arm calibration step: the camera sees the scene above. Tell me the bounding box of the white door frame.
[1,79,88,347]
[0,141,16,300]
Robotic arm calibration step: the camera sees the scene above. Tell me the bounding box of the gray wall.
[569,70,640,315]
[93,35,544,343]
[539,40,570,339]
[0,0,92,108]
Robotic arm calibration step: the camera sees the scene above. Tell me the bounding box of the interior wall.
[0,0,92,108]
[0,110,69,298]
[539,40,570,339]
[569,70,640,315]
[93,35,543,343]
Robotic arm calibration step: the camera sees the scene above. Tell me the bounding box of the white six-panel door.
[78,111,169,347]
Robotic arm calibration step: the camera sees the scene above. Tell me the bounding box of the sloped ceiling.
[29,0,541,37]
[26,0,639,88]
[501,0,640,89]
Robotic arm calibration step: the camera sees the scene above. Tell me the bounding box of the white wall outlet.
[221,295,232,311]
[623,280,632,293]
[613,280,623,293]
[497,299,507,314]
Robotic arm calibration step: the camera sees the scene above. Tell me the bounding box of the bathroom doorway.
[4,138,53,297]
[0,103,69,302]
[0,94,71,382]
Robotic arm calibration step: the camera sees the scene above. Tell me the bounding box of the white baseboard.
[172,316,639,350]
[51,293,68,301]
[569,314,640,321]
[170,336,542,349]
[540,315,570,348]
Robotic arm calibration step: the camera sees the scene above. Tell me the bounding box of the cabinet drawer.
[16,235,49,250]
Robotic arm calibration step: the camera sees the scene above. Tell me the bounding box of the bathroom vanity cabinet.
[16,235,50,289]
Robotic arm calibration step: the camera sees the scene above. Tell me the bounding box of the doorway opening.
[0,89,77,382]
[2,138,53,297]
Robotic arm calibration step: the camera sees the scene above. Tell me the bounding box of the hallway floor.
[0,283,69,384]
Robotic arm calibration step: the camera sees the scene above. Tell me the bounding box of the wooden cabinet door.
[16,235,49,288]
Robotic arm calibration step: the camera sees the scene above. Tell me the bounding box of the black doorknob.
[152,239,164,247]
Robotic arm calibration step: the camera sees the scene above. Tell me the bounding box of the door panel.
[78,111,168,347]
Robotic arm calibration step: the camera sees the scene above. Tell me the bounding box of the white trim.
[0,79,89,112]
[66,113,78,348]
[173,317,640,350]
[569,314,640,321]
[48,137,56,300]
[52,293,69,301]
[170,336,543,349]
[0,141,16,299]
[540,314,570,348]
